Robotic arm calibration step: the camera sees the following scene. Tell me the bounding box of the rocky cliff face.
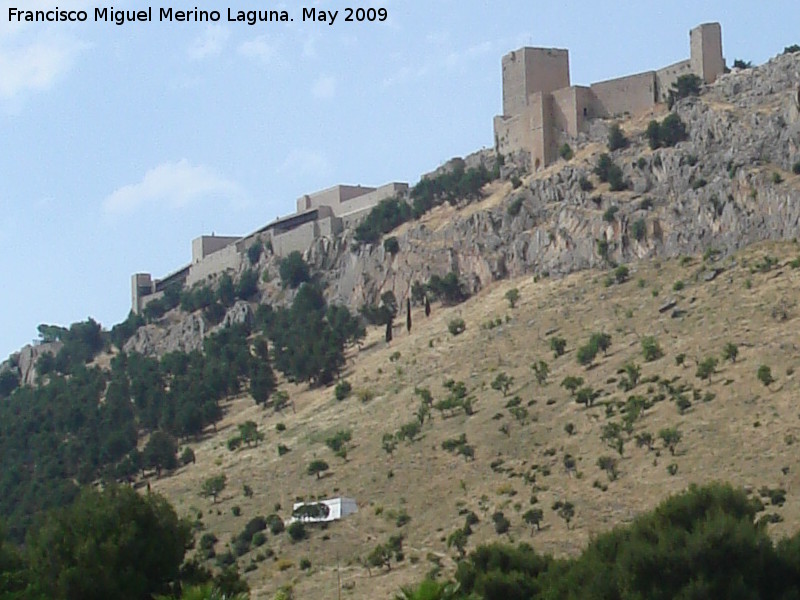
[309,52,800,309]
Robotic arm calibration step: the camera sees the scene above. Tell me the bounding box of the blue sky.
[1,0,798,359]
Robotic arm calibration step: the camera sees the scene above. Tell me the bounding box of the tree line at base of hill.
[397,482,800,600]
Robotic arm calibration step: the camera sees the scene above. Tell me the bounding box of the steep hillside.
[3,49,800,600]
[152,240,800,599]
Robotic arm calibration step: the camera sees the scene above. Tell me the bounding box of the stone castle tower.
[494,23,725,170]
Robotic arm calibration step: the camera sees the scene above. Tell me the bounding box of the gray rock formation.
[307,52,800,311]
[124,313,206,356]
[6,341,64,386]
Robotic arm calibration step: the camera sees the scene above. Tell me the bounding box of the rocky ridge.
[115,52,800,358]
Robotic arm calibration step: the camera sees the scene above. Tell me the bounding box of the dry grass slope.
[152,240,800,600]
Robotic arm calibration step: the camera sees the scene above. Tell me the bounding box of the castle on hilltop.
[494,23,725,170]
[131,182,408,314]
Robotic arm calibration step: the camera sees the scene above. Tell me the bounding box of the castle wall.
[330,182,408,216]
[191,235,240,263]
[502,47,570,116]
[655,59,693,103]
[494,113,532,159]
[138,289,164,313]
[590,71,656,118]
[317,215,343,239]
[131,273,154,314]
[186,244,241,287]
[528,92,557,171]
[691,22,724,84]
[272,221,318,257]
[296,184,376,214]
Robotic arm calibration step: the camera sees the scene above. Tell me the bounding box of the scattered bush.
[278,251,310,289]
[647,113,688,149]
[641,336,663,362]
[505,288,520,308]
[355,196,412,244]
[507,197,524,217]
[383,236,400,255]
[579,176,594,191]
[287,521,306,542]
[448,318,466,336]
[668,74,702,108]
[608,124,629,151]
[550,336,567,358]
[559,143,574,160]
[334,380,352,401]
[757,365,774,387]
[247,241,262,265]
[603,206,619,223]
[631,218,646,241]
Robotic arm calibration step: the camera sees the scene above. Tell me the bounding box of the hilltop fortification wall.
[494,22,725,171]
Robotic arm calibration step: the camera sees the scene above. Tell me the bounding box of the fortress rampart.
[494,23,725,170]
[131,181,408,313]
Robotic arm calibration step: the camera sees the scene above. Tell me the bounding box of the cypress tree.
[424,296,431,317]
[406,299,412,333]
[385,318,393,343]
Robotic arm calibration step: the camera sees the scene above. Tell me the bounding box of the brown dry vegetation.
[151,240,800,600]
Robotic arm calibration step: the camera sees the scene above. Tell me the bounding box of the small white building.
[289,497,357,524]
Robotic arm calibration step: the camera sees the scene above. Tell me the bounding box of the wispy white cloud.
[0,0,90,102]
[311,75,336,99]
[277,149,331,180]
[238,36,278,65]
[103,159,244,215]
[187,25,230,60]
[0,33,87,101]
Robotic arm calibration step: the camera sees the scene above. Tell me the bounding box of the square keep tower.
[502,47,570,116]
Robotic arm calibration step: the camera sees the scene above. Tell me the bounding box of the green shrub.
[784,44,800,54]
[355,196,412,244]
[559,143,574,160]
[603,206,619,222]
[631,218,646,241]
[247,241,262,265]
[608,124,628,151]
[579,176,594,191]
[646,120,661,150]
[507,196,524,217]
[772,172,784,184]
[334,380,352,401]
[792,161,800,175]
[448,318,466,336]
[658,113,688,147]
[287,521,306,542]
[668,73,701,108]
[641,336,663,362]
[614,265,629,284]
[278,251,310,289]
[383,236,400,255]
[757,365,774,387]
